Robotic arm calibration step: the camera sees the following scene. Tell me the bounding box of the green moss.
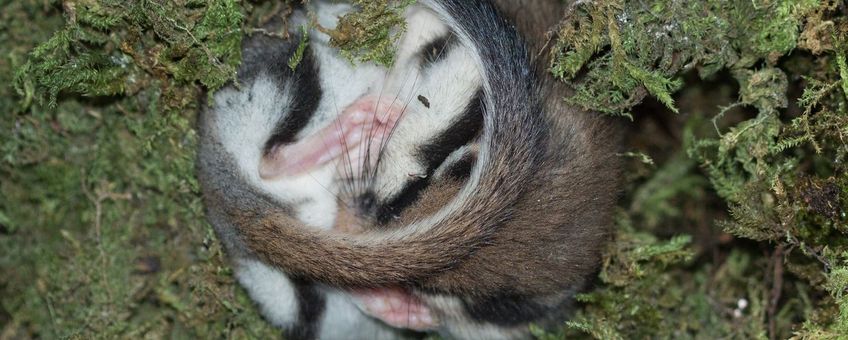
[548,0,848,338]
[550,0,826,115]
[14,0,243,108]
[3,0,847,338]
[321,0,414,66]
[288,25,310,70]
[1,0,277,337]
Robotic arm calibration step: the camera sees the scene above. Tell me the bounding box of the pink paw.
[350,287,438,331]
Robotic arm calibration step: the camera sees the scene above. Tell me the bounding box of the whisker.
[355,68,393,197]
[372,69,421,183]
[336,115,355,200]
[432,33,456,65]
[303,171,339,203]
[319,92,354,205]
[358,66,407,194]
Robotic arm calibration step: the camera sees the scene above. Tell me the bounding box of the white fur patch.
[234,259,299,328]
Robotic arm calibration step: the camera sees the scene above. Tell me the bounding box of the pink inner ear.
[350,287,439,331]
[259,97,404,180]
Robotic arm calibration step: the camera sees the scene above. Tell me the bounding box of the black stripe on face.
[374,89,484,224]
[375,178,430,224]
[416,89,484,171]
[284,279,326,340]
[419,34,455,69]
[262,45,322,154]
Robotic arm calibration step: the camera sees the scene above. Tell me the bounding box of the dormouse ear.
[259,97,405,180]
[258,123,351,180]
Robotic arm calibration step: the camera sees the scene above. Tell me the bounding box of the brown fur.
[415,0,621,294]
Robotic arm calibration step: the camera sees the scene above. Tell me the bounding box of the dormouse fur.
[197,0,621,338]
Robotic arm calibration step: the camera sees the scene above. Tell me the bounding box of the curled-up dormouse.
[197,0,622,338]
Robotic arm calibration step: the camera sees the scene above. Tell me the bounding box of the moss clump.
[550,0,848,338]
[319,0,414,66]
[14,0,243,107]
[2,0,275,337]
